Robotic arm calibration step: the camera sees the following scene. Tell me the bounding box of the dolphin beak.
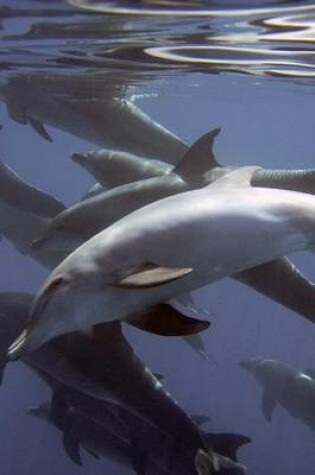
[70,152,87,164]
[7,328,29,360]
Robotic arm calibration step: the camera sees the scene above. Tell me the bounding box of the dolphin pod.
[240,358,315,431]
[0,292,248,475]
[0,173,210,358]
[31,130,315,324]
[8,166,315,357]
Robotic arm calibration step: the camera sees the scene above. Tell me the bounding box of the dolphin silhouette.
[240,358,315,431]
[0,293,246,474]
[8,166,315,357]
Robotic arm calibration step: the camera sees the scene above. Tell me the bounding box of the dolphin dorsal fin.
[173,128,221,184]
[206,166,261,189]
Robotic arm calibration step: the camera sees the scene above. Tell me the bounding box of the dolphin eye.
[48,277,64,289]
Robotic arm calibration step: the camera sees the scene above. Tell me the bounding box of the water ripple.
[0,1,314,81]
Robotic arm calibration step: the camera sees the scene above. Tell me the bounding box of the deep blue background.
[0,69,314,475]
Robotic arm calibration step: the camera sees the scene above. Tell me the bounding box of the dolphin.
[71,142,315,196]
[71,149,171,189]
[0,147,312,353]
[36,129,315,325]
[8,166,315,357]
[240,358,315,431]
[29,395,249,475]
[0,292,208,386]
[34,128,315,254]
[0,293,246,474]
[28,400,169,474]
[0,72,187,162]
[0,160,65,218]
[33,129,221,252]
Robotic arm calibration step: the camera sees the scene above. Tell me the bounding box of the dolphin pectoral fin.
[28,117,53,142]
[182,334,209,361]
[207,166,261,189]
[262,390,276,422]
[115,262,193,289]
[63,410,83,466]
[127,304,210,336]
[173,128,221,183]
[303,368,315,380]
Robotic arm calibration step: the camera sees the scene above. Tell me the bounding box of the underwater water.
[0,0,314,474]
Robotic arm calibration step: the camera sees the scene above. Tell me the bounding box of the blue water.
[0,1,314,474]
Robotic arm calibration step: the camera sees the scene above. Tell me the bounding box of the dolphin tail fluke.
[203,433,251,462]
[174,128,221,184]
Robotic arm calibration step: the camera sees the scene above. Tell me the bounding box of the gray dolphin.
[9,166,315,357]
[71,149,171,189]
[0,73,187,162]
[71,149,172,189]
[240,358,315,431]
[0,160,65,218]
